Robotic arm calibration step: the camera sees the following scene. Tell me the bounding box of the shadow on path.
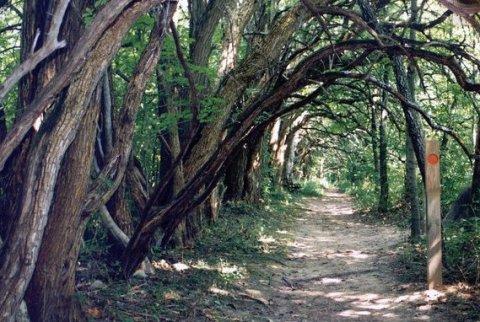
[239,190,455,322]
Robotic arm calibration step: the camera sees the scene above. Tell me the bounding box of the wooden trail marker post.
[425,138,443,290]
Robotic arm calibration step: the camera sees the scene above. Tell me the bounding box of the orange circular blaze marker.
[427,153,439,165]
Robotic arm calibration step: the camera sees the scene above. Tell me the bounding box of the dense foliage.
[1,0,480,320]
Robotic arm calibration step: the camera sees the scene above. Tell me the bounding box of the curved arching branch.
[84,2,178,215]
[438,0,480,31]
[123,26,480,277]
[314,71,473,160]
[0,0,70,104]
[0,0,160,172]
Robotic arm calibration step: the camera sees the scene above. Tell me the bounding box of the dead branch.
[0,0,148,172]
[0,23,21,34]
[0,0,70,103]
[99,206,130,246]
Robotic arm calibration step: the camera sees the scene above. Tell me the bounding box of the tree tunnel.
[1,0,480,320]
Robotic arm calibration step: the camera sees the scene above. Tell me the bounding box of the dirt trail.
[237,191,457,321]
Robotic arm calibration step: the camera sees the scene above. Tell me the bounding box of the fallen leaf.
[86,307,102,318]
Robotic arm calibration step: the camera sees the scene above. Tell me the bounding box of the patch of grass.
[299,179,324,197]
[84,265,230,321]
[395,240,427,283]
[82,197,303,321]
[191,200,300,265]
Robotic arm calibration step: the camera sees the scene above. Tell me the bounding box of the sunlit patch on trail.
[208,286,230,296]
[326,250,372,260]
[338,309,372,317]
[243,191,460,322]
[272,284,447,320]
[258,235,276,244]
[303,193,356,217]
[317,277,343,285]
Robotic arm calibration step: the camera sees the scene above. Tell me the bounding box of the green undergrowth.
[81,192,304,321]
[395,239,427,283]
[394,232,480,321]
[193,202,297,265]
[443,218,480,284]
[298,178,325,197]
[353,203,411,229]
[358,205,480,286]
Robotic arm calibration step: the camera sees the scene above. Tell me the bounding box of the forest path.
[235,190,456,321]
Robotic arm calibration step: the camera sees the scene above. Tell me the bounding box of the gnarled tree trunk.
[25,83,101,322]
[0,1,175,319]
[224,143,249,202]
[243,127,267,204]
[378,108,389,213]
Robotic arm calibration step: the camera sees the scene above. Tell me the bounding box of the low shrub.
[299,179,324,197]
[444,218,480,284]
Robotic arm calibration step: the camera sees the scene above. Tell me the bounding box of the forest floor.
[82,190,480,321]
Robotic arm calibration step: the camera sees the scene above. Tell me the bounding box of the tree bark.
[224,125,267,204]
[395,58,423,239]
[155,65,188,246]
[216,0,256,81]
[376,68,390,213]
[406,136,421,239]
[126,158,150,212]
[107,179,134,238]
[271,117,294,188]
[0,0,88,318]
[406,0,422,240]
[84,1,178,215]
[0,0,69,104]
[178,0,256,243]
[1,0,81,246]
[243,127,267,204]
[189,0,235,80]
[0,106,6,142]
[378,109,389,213]
[0,1,169,319]
[224,143,249,202]
[183,1,321,182]
[371,102,379,193]
[277,113,308,187]
[25,83,101,322]
[282,127,303,186]
[470,115,480,210]
[392,48,425,183]
[0,0,165,171]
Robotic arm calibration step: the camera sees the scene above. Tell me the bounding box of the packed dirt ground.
[83,191,480,321]
[226,191,479,321]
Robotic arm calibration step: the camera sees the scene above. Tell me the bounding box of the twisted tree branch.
[0,0,70,103]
